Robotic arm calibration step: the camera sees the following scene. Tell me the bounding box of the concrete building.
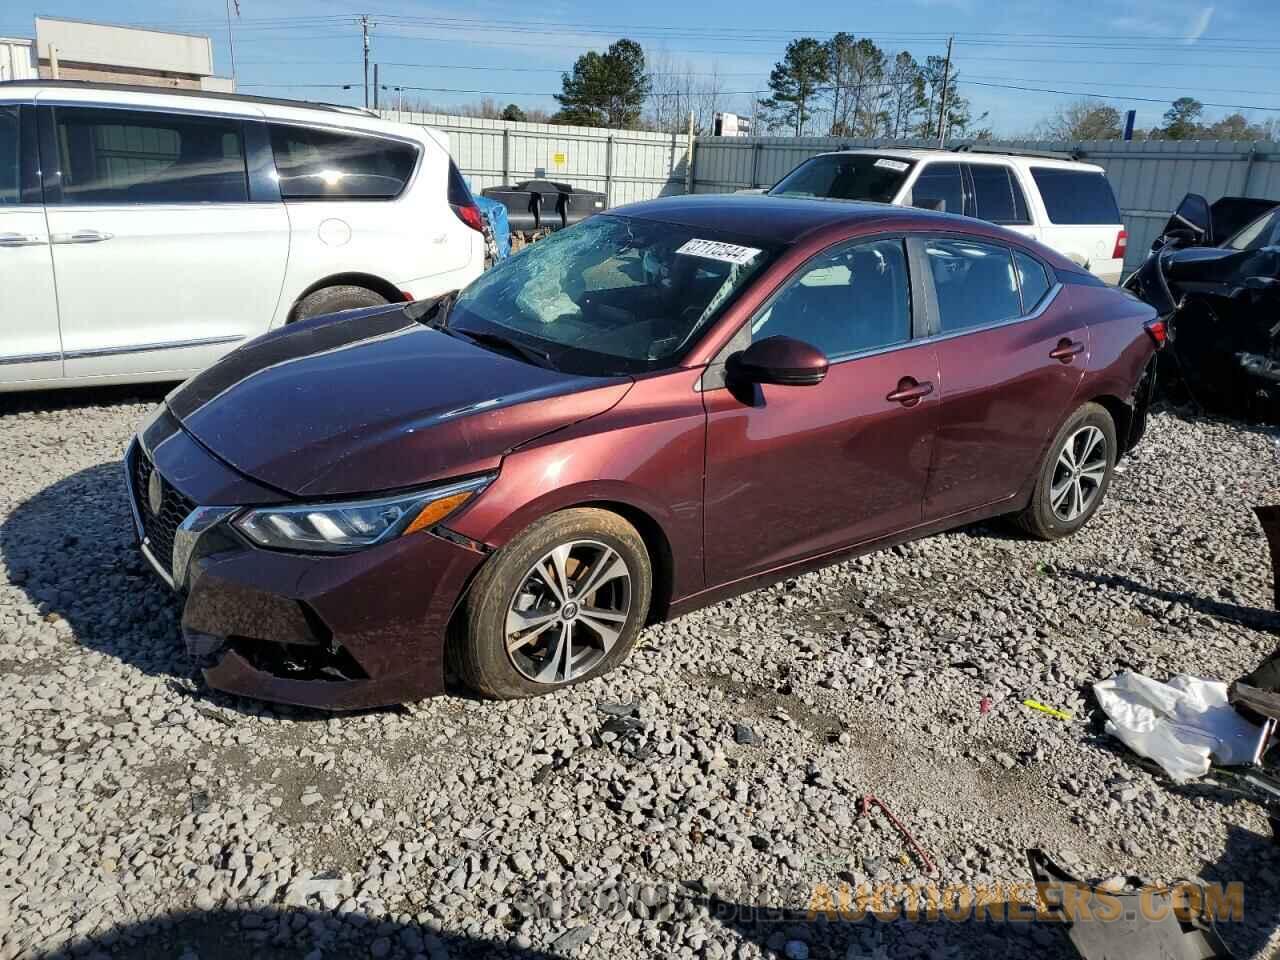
[1,17,234,91]
[0,37,38,82]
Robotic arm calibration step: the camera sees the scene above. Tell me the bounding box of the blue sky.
[4,0,1280,135]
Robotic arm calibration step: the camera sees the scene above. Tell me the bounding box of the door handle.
[51,230,114,245]
[886,377,934,407]
[0,232,47,247]
[1049,339,1085,363]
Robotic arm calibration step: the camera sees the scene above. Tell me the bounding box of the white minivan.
[0,81,485,392]
[765,148,1128,285]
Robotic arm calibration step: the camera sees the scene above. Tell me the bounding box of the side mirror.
[726,336,829,387]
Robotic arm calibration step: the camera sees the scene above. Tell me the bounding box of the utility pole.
[936,35,953,148]
[372,64,379,111]
[225,0,239,85]
[359,15,372,109]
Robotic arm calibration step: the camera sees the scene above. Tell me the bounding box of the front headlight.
[233,475,492,554]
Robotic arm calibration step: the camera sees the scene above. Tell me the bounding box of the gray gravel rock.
[1,395,1279,960]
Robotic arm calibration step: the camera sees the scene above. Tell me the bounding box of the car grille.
[130,447,196,579]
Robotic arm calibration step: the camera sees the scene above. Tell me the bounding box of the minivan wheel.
[291,285,389,321]
[1016,402,1117,541]
[455,508,653,699]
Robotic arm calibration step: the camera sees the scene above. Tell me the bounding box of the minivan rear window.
[1030,168,1121,225]
[269,124,418,200]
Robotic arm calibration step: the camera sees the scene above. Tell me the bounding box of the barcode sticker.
[874,158,910,172]
[676,238,762,265]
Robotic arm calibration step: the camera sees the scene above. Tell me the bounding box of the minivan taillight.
[451,202,485,234]
[1144,318,1168,349]
[1112,229,1128,260]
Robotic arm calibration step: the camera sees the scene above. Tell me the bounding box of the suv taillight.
[1144,318,1168,349]
[1111,229,1128,260]
[451,202,485,233]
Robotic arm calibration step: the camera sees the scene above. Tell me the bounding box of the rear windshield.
[769,154,914,204]
[448,214,778,375]
[1030,168,1121,225]
[1226,206,1280,253]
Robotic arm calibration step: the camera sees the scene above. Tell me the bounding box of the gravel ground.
[1,386,1279,960]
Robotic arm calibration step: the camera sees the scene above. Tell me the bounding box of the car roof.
[613,194,905,244]
[0,79,447,150]
[610,194,1079,269]
[821,147,1105,174]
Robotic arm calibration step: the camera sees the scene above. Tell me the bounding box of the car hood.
[167,305,632,498]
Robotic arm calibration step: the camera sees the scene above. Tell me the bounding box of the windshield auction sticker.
[874,158,910,172]
[676,239,762,266]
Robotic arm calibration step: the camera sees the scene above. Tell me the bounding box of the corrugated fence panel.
[693,135,1280,271]
[383,110,688,206]
[387,112,1279,273]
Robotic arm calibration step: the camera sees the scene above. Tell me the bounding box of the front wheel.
[1016,402,1117,541]
[454,508,652,699]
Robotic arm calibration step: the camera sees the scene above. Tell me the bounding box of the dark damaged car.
[126,195,1160,710]
[1125,192,1280,423]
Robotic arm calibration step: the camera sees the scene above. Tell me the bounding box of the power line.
[965,80,1280,113]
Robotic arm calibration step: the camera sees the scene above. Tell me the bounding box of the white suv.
[0,81,485,392]
[766,148,1127,285]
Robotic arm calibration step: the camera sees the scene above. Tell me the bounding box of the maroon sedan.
[125,195,1160,708]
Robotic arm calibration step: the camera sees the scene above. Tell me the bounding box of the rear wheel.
[1016,402,1116,540]
[292,285,389,322]
[455,509,652,699]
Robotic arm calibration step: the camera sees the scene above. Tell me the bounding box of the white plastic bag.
[1093,672,1265,782]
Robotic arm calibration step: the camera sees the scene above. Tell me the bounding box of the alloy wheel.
[1050,424,1108,522]
[505,539,632,685]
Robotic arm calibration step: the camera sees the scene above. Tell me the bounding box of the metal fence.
[391,110,1280,273]
[384,110,690,206]
[692,136,1280,271]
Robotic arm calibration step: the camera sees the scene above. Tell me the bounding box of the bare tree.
[1035,99,1123,141]
[644,54,728,134]
[884,52,924,139]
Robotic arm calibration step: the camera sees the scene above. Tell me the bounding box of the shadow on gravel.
[0,460,397,721]
[0,381,172,416]
[26,855,1280,960]
[1063,569,1280,636]
[22,901,1080,960]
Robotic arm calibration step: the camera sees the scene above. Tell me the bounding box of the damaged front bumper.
[124,414,488,711]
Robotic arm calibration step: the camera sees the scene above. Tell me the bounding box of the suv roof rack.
[951,143,1085,162]
[0,79,379,119]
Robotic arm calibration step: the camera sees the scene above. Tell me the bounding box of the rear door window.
[1030,168,1121,225]
[751,238,912,360]
[269,124,418,200]
[52,107,248,204]
[967,164,1030,225]
[927,238,1021,334]
[909,163,968,216]
[1013,249,1052,311]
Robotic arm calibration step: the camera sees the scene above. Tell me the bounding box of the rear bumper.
[125,413,488,710]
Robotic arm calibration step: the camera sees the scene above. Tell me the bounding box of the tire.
[1016,401,1117,541]
[455,508,653,699]
[291,285,389,322]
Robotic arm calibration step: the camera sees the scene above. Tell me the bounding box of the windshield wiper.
[405,291,457,330]
[458,329,557,369]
